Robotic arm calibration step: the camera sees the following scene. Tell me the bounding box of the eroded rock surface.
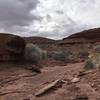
[0,33,26,61]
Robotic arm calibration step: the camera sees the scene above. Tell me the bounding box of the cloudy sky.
[0,0,100,39]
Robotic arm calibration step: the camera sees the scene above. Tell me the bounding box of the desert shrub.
[92,54,100,69]
[24,43,47,64]
[84,59,94,70]
[47,51,53,58]
[49,50,70,63]
[41,50,47,60]
[94,45,100,53]
[78,50,89,59]
[38,44,49,49]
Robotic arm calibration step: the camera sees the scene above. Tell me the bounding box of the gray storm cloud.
[0,0,39,32]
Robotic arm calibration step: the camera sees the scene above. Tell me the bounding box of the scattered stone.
[72,94,88,100]
[84,59,94,70]
[31,65,41,73]
[35,79,64,97]
[26,65,41,73]
[6,35,26,54]
[78,70,93,77]
[71,77,80,83]
[23,99,30,100]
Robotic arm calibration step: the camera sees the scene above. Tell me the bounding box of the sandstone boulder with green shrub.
[24,43,47,64]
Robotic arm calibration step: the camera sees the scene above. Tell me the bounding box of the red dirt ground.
[0,62,100,100]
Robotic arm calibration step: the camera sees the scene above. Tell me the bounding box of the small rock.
[71,77,80,83]
[23,99,30,100]
[26,65,41,73]
[91,83,95,87]
[35,79,64,97]
[72,94,88,100]
[31,65,41,73]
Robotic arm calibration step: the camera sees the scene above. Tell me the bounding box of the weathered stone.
[0,33,26,61]
[72,94,88,100]
[6,34,26,54]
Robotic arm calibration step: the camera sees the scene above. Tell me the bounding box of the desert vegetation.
[78,50,89,59]
[94,45,100,53]
[24,43,47,64]
[47,50,71,63]
[24,43,72,65]
[84,59,94,70]
[84,45,100,70]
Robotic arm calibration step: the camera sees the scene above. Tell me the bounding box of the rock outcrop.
[0,33,26,61]
[24,37,55,44]
[58,28,100,45]
[6,35,26,54]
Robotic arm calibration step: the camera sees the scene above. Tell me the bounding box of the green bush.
[84,59,94,70]
[78,50,89,59]
[41,50,47,60]
[94,45,100,53]
[24,43,47,63]
[49,50,70,63]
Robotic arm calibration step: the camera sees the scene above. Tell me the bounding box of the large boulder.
[6,35,26,54]
[0,33,26,61]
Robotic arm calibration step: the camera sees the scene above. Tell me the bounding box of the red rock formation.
[6,35,26,54]
[24,37,56,44]
[59,28,100,45]
[0,33,26,61]
[68,28,100,39]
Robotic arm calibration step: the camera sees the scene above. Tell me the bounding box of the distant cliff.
[58,28,100,45]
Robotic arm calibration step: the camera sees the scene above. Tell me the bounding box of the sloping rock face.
[24,37,56,51]
[59,28,100,45]
[68,28,100,39]
[0,33,26,61]
[24,37,56,44]
[6,35,26,54]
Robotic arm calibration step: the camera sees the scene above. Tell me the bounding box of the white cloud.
[29,0,100,39]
